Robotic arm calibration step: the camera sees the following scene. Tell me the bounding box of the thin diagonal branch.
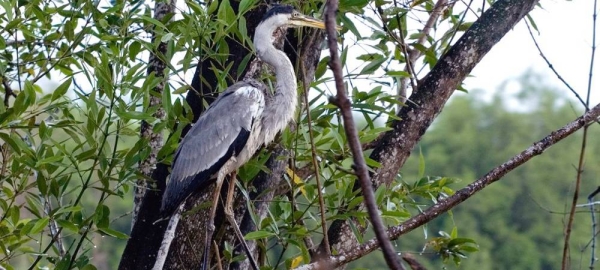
[399,0,447,98]
[525,21,587,108]
[1,74,17,107]
[301,66,330,256]
[324,1,403,269]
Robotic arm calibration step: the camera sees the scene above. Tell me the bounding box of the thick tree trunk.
[134,0,176,227]
[120,2,326,269]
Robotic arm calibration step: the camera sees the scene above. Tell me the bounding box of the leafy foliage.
[0,0,590,269]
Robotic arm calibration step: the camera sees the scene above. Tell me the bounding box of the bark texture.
[134,0,177,226]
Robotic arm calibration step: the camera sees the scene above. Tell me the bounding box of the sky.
[465,0,599,107]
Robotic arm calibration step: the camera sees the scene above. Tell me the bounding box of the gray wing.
[161,81,265,215]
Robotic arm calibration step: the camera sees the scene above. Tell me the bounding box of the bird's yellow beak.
[289,14,342,31]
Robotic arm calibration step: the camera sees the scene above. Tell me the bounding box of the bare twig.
[324,1,403,269]
[524,21,587,108]
[301,68,330,256]
[1,74,17,107]
[295,101,600,270]
[562,1,597,268]
[401,253,428,270]
[392,0,418,96]
[442,0,474,55]
[289,191,317,256]
[214,240,224,270]
[399,0,447,99]
[563,124,589,270]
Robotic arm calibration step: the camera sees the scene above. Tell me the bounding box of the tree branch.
[325,1,403,269]
[399,0,447,98]
[1,74,16,108]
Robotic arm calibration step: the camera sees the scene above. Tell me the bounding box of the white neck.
[254,22,298,143]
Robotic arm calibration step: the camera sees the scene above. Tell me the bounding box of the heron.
[160,5,328,269]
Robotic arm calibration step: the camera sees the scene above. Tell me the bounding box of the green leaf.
[315,56,330,80]
[236,52,253,78]
[98,227,129,239]
[450,226,458,239]
[129,41,142,61]
[95,204,110,228]
[55,219,80,233]
[448,237,477,247]
[244,230,275,240]
[527,14,539,34]
[340,0,369,8]
[386,70,410,78]
[54,206,83,216]
[238,16,248,44]
[30,217,50,234]
[208,0,219,14]
[81,264,98,270]
[51,78,72,101]
[218,0,236,26]
[36,155,64,166]
[172,85,190,95]
[161,32,174,43]
[36,173,48,196]
[360,55,386,75]
[0,133,20,154]
[460,245,479,252]
[140,15,166,31]
[10,206,20,226]
[238,0,256,14]
[458,22,473,31]
[5,18,24,31]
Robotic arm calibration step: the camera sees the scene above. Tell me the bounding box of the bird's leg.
[224,171,259,270]
[202,175,225,270]
[212,240,224,270]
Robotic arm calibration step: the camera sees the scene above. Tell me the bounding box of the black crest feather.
[261,4,294,22]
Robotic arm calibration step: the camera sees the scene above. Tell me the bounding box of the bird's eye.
[292,11,299,17]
